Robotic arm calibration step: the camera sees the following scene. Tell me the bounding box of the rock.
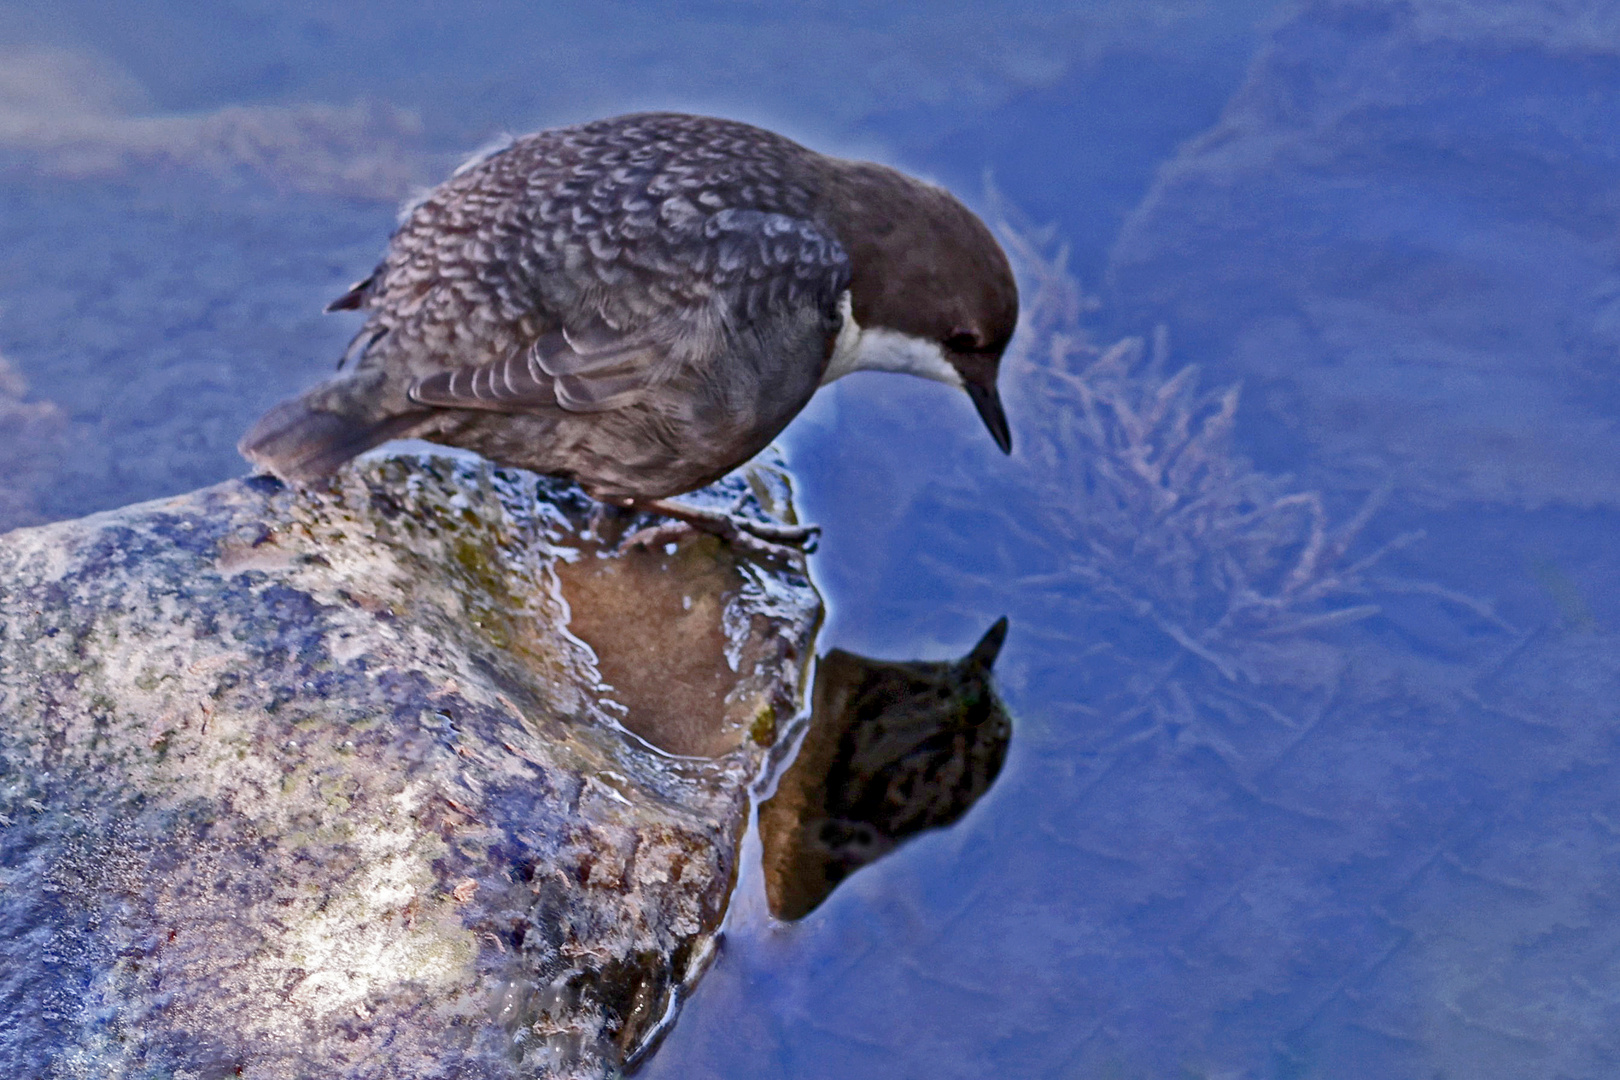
[1107,0,1620,508]
[0,451,819,1079]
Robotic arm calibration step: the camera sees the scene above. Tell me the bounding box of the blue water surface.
[3,2,1618,1077]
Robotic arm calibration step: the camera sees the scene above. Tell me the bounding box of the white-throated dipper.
[241,112,1017,547]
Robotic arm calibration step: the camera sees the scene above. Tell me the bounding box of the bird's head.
[824,161,1019,453]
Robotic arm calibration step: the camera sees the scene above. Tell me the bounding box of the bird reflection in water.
[759,617,1012,920]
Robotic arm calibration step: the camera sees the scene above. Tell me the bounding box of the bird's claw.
[733,518,820,552]
[618,498,818,561]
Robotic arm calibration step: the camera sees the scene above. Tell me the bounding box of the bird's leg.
[619,496,819,559]
[612,515,692,554]
[638,497,820,547]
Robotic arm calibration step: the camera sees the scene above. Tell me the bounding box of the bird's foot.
[619,497,819,561]
[617,519,694,553]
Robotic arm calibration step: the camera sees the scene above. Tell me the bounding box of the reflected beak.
[964,378,1013,455]
[965,616,1010,669]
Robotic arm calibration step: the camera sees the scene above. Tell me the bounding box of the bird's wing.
[408,329,663,414]
[409,210,850,416]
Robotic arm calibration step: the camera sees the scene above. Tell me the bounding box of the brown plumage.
[240,112,1018,510]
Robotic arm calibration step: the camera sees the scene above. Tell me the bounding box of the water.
[4,2,1619,1077]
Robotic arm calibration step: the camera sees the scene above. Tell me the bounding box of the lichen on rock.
[0,450,819,1079]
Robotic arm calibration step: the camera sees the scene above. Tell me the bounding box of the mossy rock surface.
[0,452,818,1079]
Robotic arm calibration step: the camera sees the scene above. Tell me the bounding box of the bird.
[758,616,1012,920]
[240,112,1018,548]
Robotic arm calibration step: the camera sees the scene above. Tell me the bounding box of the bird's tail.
[239,378,428,484]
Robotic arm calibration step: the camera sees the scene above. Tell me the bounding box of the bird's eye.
[945,330,983,353]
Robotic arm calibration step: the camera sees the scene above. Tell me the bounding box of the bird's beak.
[963,377,1012,455]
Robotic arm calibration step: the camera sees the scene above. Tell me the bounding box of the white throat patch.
[819,291,962,388]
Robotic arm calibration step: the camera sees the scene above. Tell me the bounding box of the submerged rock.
[0,452,818,1079]
[1108,0,1620,509]
[0,352,69,533]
